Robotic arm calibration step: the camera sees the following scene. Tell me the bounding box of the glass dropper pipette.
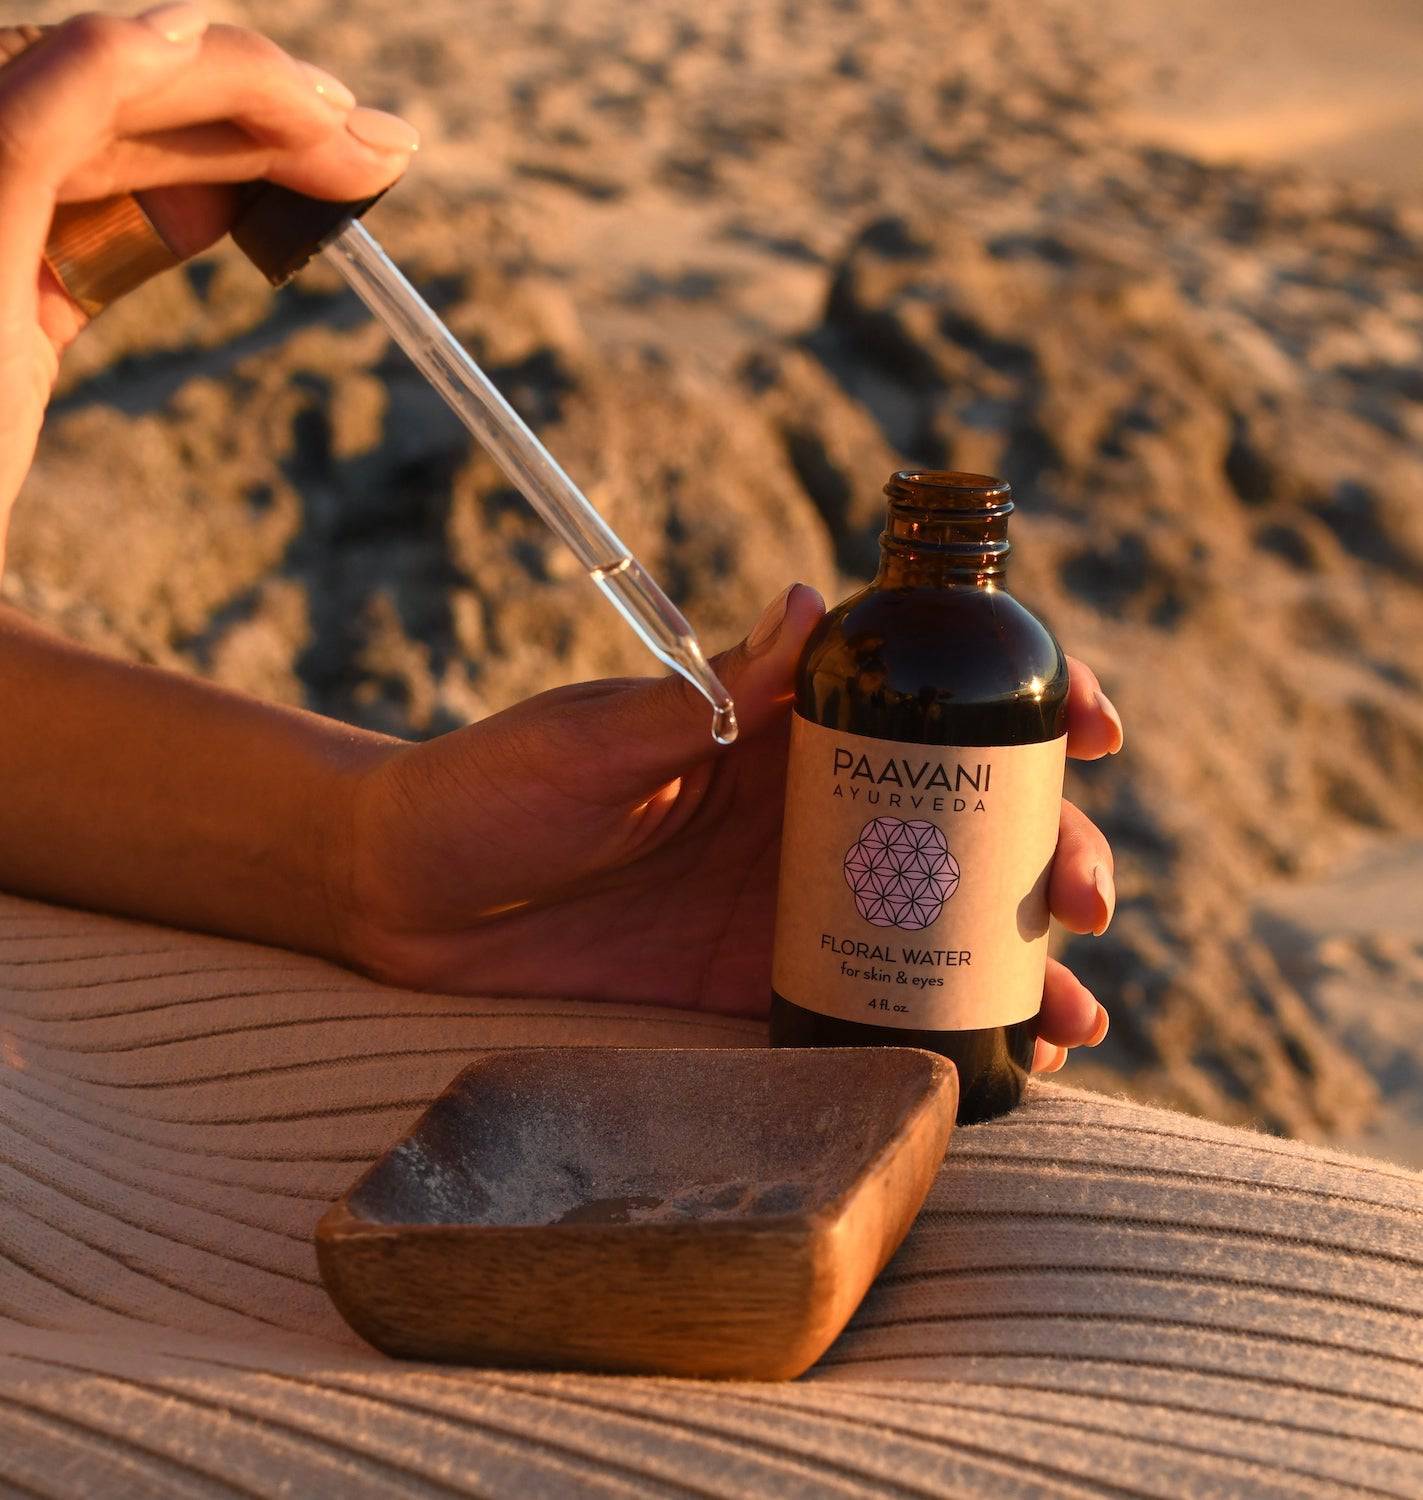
[321,222,737,746]
[36,167,735,737]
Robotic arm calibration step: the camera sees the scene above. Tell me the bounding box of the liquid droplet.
[711,702,738,745]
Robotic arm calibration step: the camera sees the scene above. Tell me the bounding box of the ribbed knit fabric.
[0,891,1418,1498]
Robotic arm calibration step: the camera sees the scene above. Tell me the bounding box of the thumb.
[589,581,825,788]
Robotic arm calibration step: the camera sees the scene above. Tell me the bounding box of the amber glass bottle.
[769,471,1069,1123]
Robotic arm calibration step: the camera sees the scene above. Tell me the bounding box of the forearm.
[0,605,390,960]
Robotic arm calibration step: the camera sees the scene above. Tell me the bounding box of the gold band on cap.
[2,24,183,317]
[42,195,182,318]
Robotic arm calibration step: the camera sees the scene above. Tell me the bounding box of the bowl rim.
[316,1044,957,1242]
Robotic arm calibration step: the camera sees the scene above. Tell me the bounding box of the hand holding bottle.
[337,583,1122,1072]
[0,577,1117,1072]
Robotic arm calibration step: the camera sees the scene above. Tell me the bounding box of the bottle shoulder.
[798,582,1069,745]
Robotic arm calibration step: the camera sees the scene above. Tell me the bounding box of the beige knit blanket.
[0,890,1419,1498]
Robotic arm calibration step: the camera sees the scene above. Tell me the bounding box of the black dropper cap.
[230,182,387,287]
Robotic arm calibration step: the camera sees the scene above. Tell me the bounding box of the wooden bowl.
[316,1046,956,1380]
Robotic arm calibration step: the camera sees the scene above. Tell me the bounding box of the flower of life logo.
[843,817,960,930]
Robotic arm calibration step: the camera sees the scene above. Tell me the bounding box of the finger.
[54,18,419,209]
[1038,957,1107,1048]
[1065,654,1123,760]
[1032,1039,1067,1073]
[98,26,419,200]
[63,119,413,238]
[106,24,355,147]
[97,22,417,192]
[1049,799,1115,935]
[620,580,826,774]
[0,8,207,311]
[525,582,826,797]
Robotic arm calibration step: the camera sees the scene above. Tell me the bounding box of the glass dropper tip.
[711,701,739,745]
[671,637,737,746]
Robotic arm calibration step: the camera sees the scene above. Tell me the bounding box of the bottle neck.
[873,470,1013,588]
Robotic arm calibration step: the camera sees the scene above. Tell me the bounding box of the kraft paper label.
[773,715,1067,1031]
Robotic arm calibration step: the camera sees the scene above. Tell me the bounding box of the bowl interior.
[348,1047,945,1229]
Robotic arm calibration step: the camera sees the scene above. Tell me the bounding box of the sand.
[1099,0,1423,195]
[5,0,1422,1162]
[1252,841,1423,1167]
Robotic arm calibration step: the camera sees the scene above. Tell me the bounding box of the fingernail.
[346,107,421,154]
[1042,1045,1068,1074]
[138,3,208,44]
[1092,862,1116,935]
[746,584,794,655]
[1086,1003,1110,1047]
[1094,689,1124,753]
[301,62,357,112]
